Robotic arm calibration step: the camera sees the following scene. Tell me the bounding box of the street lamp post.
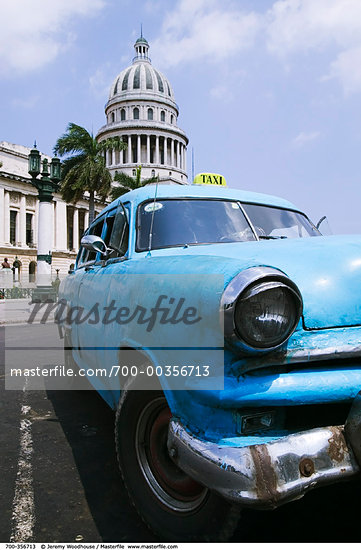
[28,143,61,302]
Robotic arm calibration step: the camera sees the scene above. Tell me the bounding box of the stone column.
[128,135,132,163]
[4,191,10,244]
[55,200,67,251]
[19,194,26,246]
[183,145,187,173]
[34,199,39,247]
[85,210,89,230]
[137,135,141,164]
[37,200,53,285]
[73,208,79,251]
[120,137,124,164]
[52,202,56,249]
[176,141,180,168]
[155,135,159,165]
[147,135,150,164]
[0,187,5,244]
[171,139,175,167]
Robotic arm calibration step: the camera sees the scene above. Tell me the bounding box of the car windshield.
[136,199,256,251]
[241,203,320,239]
[136,198,320,251]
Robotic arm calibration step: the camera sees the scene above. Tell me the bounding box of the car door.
[75,203,129,382]
[73,215,107,372]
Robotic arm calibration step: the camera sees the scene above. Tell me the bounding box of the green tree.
[54,123,127,224]
[111,165,158,201]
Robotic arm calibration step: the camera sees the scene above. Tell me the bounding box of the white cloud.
[328,46,361,95]
[11,96,40,109]
[150,0,262,67]
[266,0,361,93]
[209,85,233,102]
[0,0,106,76]
[89,65,115,99]
[292,130,321,147]
[149,0,361,95]
[267,0,361,54]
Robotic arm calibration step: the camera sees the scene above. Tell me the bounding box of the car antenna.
[147,175,159,257]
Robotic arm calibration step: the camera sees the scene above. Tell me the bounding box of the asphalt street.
[1,323,361,543]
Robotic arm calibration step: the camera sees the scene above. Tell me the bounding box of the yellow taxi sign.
[193,173,227,187]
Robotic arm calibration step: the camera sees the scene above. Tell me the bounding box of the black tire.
[63,331,88,390]
[115,389,241,541]
[62,331,77,389]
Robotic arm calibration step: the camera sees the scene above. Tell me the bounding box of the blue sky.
[2,0,361,234]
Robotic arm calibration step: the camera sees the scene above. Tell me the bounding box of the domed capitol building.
[0,35,189,284]
[98,34,188,184]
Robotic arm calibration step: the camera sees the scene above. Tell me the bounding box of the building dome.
[109,62,175,103]
[96,34,188,185]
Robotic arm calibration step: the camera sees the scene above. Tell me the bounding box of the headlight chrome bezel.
[221,267,303,353]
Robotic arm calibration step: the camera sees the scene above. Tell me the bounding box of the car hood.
[149,234,361,329]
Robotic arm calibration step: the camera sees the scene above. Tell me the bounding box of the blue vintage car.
[58,181,361,541]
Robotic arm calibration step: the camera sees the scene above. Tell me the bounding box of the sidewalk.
[0,299,56,326]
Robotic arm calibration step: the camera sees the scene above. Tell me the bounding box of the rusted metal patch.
[327,426,347,463]
[249,445,279,508]
[345,391,361,467]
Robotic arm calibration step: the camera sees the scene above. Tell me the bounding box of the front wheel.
[115,389,241,541]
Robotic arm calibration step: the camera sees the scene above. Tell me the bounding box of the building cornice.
[0,171,32,185]
[97,122,189,144]
[106,92,179,113]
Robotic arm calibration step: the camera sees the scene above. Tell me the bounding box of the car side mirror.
[81,235,109,257]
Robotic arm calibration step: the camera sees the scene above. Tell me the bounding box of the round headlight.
[234,281,302,349]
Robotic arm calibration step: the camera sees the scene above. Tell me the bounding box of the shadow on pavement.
[45,387,156,542]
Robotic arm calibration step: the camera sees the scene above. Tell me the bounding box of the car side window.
[103,213,118,259]
[78,218,105,266]
[108,202,129,258]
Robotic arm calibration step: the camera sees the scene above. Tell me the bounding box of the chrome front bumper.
[167,395,361,509]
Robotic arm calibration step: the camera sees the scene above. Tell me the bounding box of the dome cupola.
[134,30,150,61]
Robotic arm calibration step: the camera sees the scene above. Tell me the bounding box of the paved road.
[1,324,361,543]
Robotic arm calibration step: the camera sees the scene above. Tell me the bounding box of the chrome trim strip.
[233,343,361,375]
[238,202,259,241]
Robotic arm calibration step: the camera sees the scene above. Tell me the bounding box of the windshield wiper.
[259,235,287,240]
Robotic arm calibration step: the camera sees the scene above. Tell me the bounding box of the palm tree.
[111,165,158,201]
[54,123,127,224]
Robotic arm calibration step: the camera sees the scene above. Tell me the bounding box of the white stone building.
[0,141,100,282]
[0,34,189,285]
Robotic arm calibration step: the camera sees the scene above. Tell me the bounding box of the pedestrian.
[1,257,10,268]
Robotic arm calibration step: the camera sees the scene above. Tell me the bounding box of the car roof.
[100,182,298,217]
